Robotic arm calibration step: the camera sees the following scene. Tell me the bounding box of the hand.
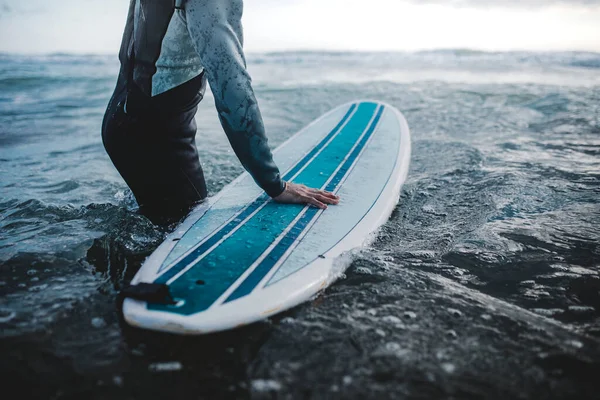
[273,182,340,209]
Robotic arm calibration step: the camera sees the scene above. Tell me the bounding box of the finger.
[314,193,338,205]
[314,190,340,203]
[304,196,327,210]
[309,188,339,200]
[319,191,340,200]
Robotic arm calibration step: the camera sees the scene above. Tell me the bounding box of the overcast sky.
[0,0,599,54]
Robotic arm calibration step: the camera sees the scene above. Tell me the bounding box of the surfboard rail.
[123,100,411,334]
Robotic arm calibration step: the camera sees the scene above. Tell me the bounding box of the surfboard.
[122,100,411,334]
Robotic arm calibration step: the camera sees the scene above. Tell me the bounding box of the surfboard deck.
[123,100,411,334]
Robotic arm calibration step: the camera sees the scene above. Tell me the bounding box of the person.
[102,0,339,224]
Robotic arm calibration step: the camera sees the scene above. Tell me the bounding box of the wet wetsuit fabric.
[102,72,207,223]
[102,0,284,222]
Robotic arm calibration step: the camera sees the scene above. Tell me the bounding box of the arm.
[184,0,284,197]
[185,0,339,208]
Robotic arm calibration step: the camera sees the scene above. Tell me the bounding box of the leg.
[102,75,208,224]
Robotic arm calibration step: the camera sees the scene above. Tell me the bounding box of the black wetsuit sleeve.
[184,0,285,197]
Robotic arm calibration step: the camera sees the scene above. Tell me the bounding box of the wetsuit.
[102,0,284,223]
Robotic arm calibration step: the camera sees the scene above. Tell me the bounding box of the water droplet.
[112,375,124,387]
[403,311,417,319]
[532,308,563,317]
[91,317,106,328]
[441,363,456,374]
[131,347,145,357]
[149,361,183,372]
[447,308,462,318]
[0,309,16,323]
[568,305,595,315]
[251,379,282,392]
[355,266,373,275]
[29,284,48,292]
[381,315,402,324]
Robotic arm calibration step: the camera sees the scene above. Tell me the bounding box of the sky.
[0,0,599,54]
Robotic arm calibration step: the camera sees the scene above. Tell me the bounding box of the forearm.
[185,0,284,197]
[218,105,285,197]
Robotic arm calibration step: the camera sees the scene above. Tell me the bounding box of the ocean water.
[1,50,599,399]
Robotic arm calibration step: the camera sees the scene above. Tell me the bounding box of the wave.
[246,49,600,72]
[2,50,599,73]
[0,52,114,63]
[0,76,69,87]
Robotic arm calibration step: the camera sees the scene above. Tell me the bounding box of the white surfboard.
[123,100,411,334]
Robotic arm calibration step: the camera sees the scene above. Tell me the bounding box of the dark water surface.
[1,51,600,399]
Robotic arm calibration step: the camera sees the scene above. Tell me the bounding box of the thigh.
[102,81,208,223]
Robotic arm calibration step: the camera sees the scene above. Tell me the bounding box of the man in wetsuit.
[102,0,339,224]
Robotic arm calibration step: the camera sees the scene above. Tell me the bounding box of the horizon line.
[1,47,600,57]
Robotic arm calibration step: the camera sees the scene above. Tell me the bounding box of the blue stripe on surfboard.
[154,103,357,280]
[281,103,358,181]
[155,195,268,281]
[149,102,378,315]
[224,106,385,303]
